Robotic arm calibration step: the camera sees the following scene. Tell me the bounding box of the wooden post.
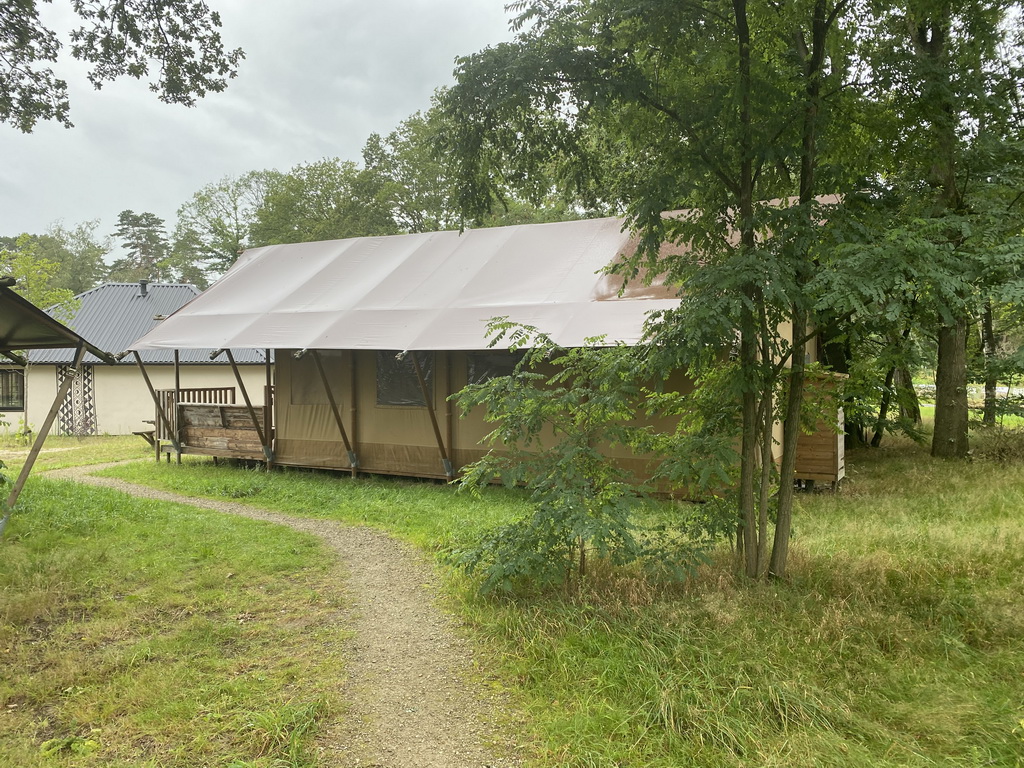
[445,351,456,476]
[135,351,180,460]
[311,350,358,473]
[173,349,181,463]
[349,350,358,478]
[264,349,273,470]
[224,349,272,464]
[3,345,88,520]
[411,352,452,479]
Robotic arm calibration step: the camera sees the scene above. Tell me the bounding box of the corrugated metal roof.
[28,282,268,365]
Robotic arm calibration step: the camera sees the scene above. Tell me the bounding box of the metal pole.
[311,350,358,472]
[411,352,453,479]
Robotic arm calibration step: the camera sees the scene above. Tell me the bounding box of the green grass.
[5,433,1024,767]
[445,442,1024,767]
[0,433,152,473]
[97,457,532,552]
[100,441,1024,767]
[0,442,348,767]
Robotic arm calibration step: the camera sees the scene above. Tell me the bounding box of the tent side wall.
[272,349,698,481]
[275,350,456,477]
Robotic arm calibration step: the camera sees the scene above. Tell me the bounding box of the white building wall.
[19,363,270,436]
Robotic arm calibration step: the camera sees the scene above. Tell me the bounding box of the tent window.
[376,351,432,407]
[466,350,525,385]
[0,369,25,410]
[289,350,345,405]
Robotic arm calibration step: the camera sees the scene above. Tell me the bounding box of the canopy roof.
[130,216,681,353]
[0,283,114,362]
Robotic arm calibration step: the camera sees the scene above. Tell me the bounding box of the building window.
[466,350,525,385]
[0,369,25,410]
[376,351,432,406]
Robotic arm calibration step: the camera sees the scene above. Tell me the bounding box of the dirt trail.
[46,463,522,768]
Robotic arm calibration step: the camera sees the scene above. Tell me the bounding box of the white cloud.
[0,0,511,237]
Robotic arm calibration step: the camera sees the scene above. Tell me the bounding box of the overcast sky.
[0,0,513,240]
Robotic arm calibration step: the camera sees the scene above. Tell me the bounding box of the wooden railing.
[154,386,274,448]
[155,387,236,440]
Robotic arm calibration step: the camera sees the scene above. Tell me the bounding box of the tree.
[0,221,108,295]
[249,158,399,245]
[108,210,170,282]
[856,0,1024,458]
[363,108,462,234]
[1,0,243,132]
[453,324,717,593]
[172,170,278,280]
[44,220,110,293]
[0,234,76,313]
[364,99,595,235]
[441,0,862,579]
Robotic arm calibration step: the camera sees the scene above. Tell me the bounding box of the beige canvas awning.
[129,216,680,353]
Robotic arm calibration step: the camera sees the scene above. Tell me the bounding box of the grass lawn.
[2,434,1023,766]
[0,437,348,767]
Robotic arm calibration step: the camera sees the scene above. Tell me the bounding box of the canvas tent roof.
[130,216,681,353]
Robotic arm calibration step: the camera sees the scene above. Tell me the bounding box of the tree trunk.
[932,315,970,458]
[733,0,761,579]
[871,365,897,447]
[770,305,806,579]
[982,301,998,426]
[894,365,922,424]
[739,302,759,577]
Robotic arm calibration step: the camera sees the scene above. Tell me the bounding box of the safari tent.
[128,216,843,484]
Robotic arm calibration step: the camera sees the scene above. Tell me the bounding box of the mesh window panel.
[376,351,432,406]
[466,350,525,385]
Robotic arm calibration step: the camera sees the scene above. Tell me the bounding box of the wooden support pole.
[445,351,455,476]
[224,349,272,464]
[411,352,452,479]
[173,349,181,463]
[311,350,358,473]
[264,349,273,470]
[3,345,88,523]
[135,351,180,460]
[349,350,359,478]
[173,349,180,396]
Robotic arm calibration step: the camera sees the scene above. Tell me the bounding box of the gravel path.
[46,463,523,768]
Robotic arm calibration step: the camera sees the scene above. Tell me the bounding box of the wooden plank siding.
[153,388,272,462]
